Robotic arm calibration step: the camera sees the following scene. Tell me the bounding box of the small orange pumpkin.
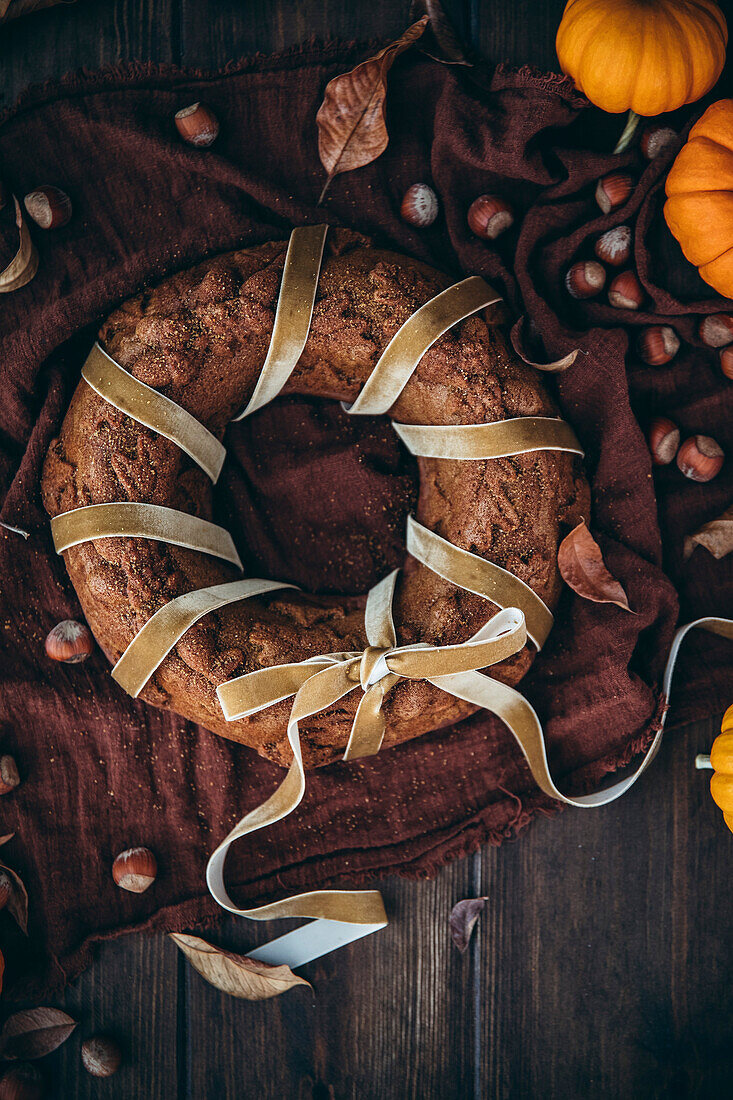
[557,0,727,150]
[709,703,733,833]
[665,100,733,298]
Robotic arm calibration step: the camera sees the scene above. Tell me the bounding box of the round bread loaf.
[41,233,588,767]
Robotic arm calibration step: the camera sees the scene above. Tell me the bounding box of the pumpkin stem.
[695,754,713,770]
[612,109,642,154]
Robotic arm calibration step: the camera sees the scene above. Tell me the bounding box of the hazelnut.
[174,102,219,147]
[676,435,724,482]
[565,260,606,299]
[44,620,94,664]
[637,325,680,366]
[0,869,11,910]
[400,183,438,227]
[720,346,733,380]
[81,1035,122,1078]
[648,417,680,465]
[0,755,19,796]
[467,194,514,240]
[608,269,644,309]
[595,172,633,214]
[0,1064,45,1100]
[699,313,733,348]
[640,126,676,160]
[594,224,632,267]
[112,846,157,893]
[23,186,72,230]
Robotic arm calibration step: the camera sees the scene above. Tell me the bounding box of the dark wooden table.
[2,2,731,1097]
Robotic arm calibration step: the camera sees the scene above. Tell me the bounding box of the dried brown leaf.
[684,505,733,561]
[0,860,28,935]
[0,1008,77,1060]
[316,17,428,202]
[558,521,632,611]
[511,316,579,372]
[0,834,14,847]
[0,197,39,294]
[410,0,471,65]
[170,933,312,1001]
[450,897,487,952]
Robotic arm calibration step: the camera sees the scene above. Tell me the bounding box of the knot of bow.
[217,570,528,763]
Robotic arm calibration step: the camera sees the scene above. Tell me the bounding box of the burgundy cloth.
[0,46,730,997]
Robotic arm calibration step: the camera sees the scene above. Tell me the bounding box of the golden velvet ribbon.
[55,224,732,971]
[392,416,584,460]
[233,224,329,420]
[217,572,528,758]
[112,578,296,697]
[82,343,226,483]
[51,502,242,568]
[345,276,503,416]
[405,516,553,649]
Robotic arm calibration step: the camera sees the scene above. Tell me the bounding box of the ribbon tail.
[429,614,733,809]
[207,660,387,966]
[343,676,399,761]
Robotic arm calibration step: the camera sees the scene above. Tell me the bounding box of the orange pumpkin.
[557,0,727,150]
[709,703,733,833]
[665,100,733,298]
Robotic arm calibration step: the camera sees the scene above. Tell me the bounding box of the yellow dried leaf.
[170,933,312,1001]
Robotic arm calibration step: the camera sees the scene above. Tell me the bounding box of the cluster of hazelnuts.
[647,312,730,482]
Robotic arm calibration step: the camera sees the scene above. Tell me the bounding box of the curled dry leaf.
[0,859,28,935]
[558,521,632,612]
[684,505,733,561]
[510,316,579,373]
[316,17,428,202]
[0,1008,77,1060]
[170,933,312,1001]
[450,897,487,952]
[409,0,471,65]
[0,197,39,294]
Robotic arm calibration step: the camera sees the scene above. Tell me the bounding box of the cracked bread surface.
[41,233,589,767]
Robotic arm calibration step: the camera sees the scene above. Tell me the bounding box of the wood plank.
[179,0,413,64]
[49,931,180,1099]
[469,0,561,71]
[0,0,176,112]
[477,716,732,1099]
[183,856,477,1099]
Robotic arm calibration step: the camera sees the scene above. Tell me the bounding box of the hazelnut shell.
[112,847,157,893]
[565,260,606,299]
[676,435,724,483]
[648,417,680,465]
[400,183,438,227]
[467,194,514,240]
[594,225,631,267]
[23,186,72,230]
[0,755,19,796]
[81,1036,122,1078]
[608,270,643,310]
[174,102,219,147]
[44,620,94,664]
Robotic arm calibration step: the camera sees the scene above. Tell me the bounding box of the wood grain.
[1,2,731,1099]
